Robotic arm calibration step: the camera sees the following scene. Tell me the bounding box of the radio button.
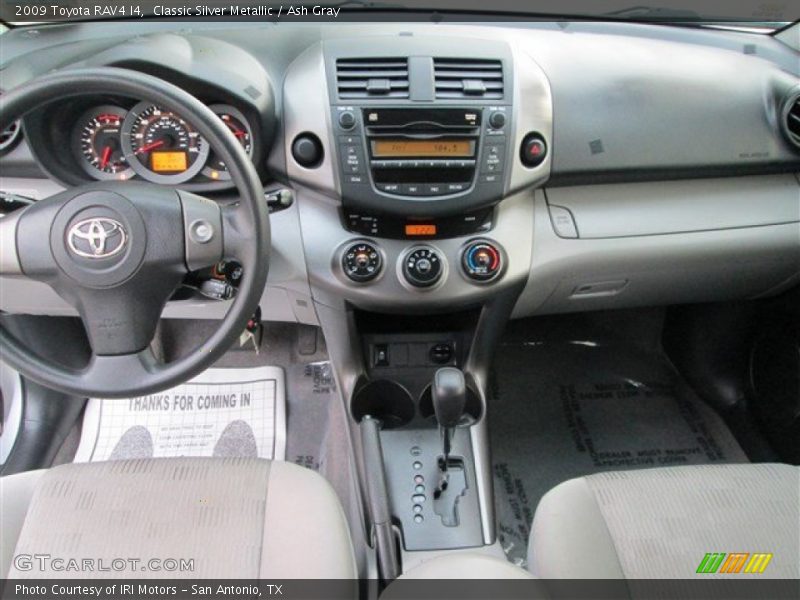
[426,184,444,195]
[338,110,357,130]
[403,184,424,196]
[341,146,365,173]
[446,182,469,193]
[372,159,407,169]
[488,111,506,129]
[481,144,505,174]
[377,183,401,194]
[346,174,367,184]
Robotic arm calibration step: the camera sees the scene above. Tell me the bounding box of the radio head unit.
[334,105,510,217]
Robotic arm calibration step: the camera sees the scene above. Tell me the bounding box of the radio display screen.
[372,139,474,158]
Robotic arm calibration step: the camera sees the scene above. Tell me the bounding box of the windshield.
[0,0,796,31]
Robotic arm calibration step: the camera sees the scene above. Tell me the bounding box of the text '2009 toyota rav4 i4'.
[0,1,798,598]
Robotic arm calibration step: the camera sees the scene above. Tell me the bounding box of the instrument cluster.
[71,101,254,185]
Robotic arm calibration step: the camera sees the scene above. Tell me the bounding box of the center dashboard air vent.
[434,58,504,100]
[336,58,410,99]
[782,92,800,150]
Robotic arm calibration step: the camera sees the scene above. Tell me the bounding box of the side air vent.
[434,58,504,100]
[336,58,409,99]
[0,120,20,152]
[0,90,22,154]
[782,92,800,150]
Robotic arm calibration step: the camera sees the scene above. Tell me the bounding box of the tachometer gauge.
[121,102,209,184]
[72,106,134,180]
[201,104,254,181]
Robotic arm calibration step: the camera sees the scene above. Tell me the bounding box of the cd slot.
[362,107,482,129]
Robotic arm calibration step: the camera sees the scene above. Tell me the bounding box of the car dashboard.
[1,20,799,323]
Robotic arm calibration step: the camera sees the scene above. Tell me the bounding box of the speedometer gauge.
[72,106,134,180]
[201,104,254,181]
[121,102,209,184]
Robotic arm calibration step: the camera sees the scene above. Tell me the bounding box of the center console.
[280,35,554,576]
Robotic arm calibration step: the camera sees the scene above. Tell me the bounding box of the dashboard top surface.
[1,19,799,190]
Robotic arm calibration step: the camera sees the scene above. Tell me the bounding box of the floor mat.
[74,366,285,462]
[490,340,749,568]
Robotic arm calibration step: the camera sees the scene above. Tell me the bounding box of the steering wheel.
[0,68,270,398]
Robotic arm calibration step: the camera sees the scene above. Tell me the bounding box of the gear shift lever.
[432,367,466,485]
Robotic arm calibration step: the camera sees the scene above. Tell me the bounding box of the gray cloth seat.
[0,458,356,578]
[528,463,800,579]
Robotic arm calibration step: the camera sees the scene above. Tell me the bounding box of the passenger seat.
[528,463,799,579]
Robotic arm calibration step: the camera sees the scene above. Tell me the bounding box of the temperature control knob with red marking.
[343,241,382,282]
[462,241,503,282]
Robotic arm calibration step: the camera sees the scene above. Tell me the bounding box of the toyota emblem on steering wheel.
[67,217,128,259]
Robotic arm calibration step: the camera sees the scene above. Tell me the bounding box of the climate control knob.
[343,242,382,282]
[462,241,502,282]
[403,247,443,288]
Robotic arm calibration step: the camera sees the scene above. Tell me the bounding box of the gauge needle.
[135,140,165,154]
[99,146,112,169]
[225,122,247,138]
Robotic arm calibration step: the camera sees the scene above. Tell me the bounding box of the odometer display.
[122,102,209,184]
[151,151,188,173]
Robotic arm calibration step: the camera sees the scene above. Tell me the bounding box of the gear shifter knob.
[432,367,466,429]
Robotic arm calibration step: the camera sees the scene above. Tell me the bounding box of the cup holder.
[351,379,415,429]
[419,384,482,426]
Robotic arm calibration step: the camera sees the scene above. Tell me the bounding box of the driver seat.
[0,458,357,578]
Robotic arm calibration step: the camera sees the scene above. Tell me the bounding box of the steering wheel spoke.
[82,346,164,394]
[1,189,74,279]
[219,200,256,262]
[0,209,24,276]
[177,191,224,271]
[71,283,177,356]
